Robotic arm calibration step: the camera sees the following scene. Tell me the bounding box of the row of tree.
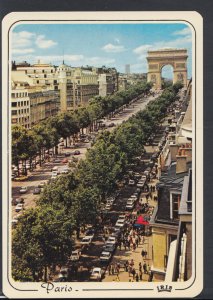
[12,82,183,281]
[12,81,152,175]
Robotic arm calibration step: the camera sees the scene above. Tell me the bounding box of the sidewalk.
[103,177,160,282]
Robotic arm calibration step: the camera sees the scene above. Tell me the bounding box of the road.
[11,92,161,219]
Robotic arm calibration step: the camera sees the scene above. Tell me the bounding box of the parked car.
[90,267,104,281]
[74,150,81,155]
[118,214,126,221]
[106,236,117,245]
[102,243,116,253]
[51,172,58,180]
[81,237,92,246]
[38,182,46,188]
[51,166,59,174]
[115,219,125,228]
[64,152,71,157]
[33,187,41,195]
[70,249,81,261]
[105,203,112,211]
[15,203,24,212]
[61,167,69,174]
[85,228,95,237]
[107,123,115,128]
[128,179,135,186]
[100,251,112,263]
[62,158,68,164]
[19,186,27,194]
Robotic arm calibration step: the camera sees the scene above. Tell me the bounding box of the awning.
[135,215,149,226]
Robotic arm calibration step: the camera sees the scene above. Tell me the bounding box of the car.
[118,215,126,221]
[128,179,135,186]
[70,249,81,261]
[130,195,138,201]
[90,267,104,281]
[125,202,134,210]
[106,236,117,245]
[58,266,71,280]
[102,243,116,253]
[107,123,115,128]
[64,152,71,157]
[11,219,18,228]
[62,158,68,164]
[134,172,141,179]
[105,203,112,211]
[61,167,69,174]
[81,237,92,246]
[51,172,58,180]
[52,166,59,174]
[38,182,46,188]
[100,251,112,263]
[19,186,27,194]
[53,159,61,164]
[11,173,17,180]
[85,228,95,237]
[115,219,125,227]
[74,150,81,155]
[33,187,41,195]
[137,182,145,188]
[15,203,24,212]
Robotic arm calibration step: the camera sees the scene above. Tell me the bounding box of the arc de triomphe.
[147,48,188,89]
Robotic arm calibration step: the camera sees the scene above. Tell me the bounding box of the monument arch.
[147,49,188,89]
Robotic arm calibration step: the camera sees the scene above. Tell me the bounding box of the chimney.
[169,144,179,161]
[176,149,187,174]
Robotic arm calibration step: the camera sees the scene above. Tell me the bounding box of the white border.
[2,11,203,298]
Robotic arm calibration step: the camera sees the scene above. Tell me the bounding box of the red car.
[62,158,68,163]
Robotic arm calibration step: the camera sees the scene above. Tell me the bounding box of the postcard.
[2,11,203,298]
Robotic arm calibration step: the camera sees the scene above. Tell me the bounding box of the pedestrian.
[139,262,142,272]
[135,273,139,282]
[125,260,129,272]
[111,264,115,275]
[139,270,143,281]
[136,237,139,248]
[143,262,147,274]
[116,274,120,281]
[128,265,132,277]
[133,243,136,251]
[108,264,111,275]
[132,268,136,280]
[130,259,134,267]
[117,262,120,274]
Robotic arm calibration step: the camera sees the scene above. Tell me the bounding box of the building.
[11,69,60,127]
[125,64,130,76]
[11,81,31,128]
[149,81,192,282]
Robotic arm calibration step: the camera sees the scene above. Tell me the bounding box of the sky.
[11,23,192,78]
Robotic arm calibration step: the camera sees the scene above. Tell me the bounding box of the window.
[11,110,17,115]
[11,102,17,107]
[170,193,181,220]
[37,80,39,84]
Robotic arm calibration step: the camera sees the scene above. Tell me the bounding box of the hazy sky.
[11,23,192,78]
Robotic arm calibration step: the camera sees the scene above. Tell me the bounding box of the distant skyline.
[11,23,192,78]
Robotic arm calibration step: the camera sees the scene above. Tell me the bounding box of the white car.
[107,236,117,245]
[15,203,24,212]
[130,195,137,201]
[105,203,112,211]
[128,179,135,186]
[100,251,112,263]
[51,171,58,180]
[115,219,125,227]
[81,237,92,246]
[70,250,81,261]
[19,186,27,194]
[90,267,103,281]
[61,168,69,174]
[118,215,126,221]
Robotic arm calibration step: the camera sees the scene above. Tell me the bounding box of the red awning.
[135,215,149,225]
